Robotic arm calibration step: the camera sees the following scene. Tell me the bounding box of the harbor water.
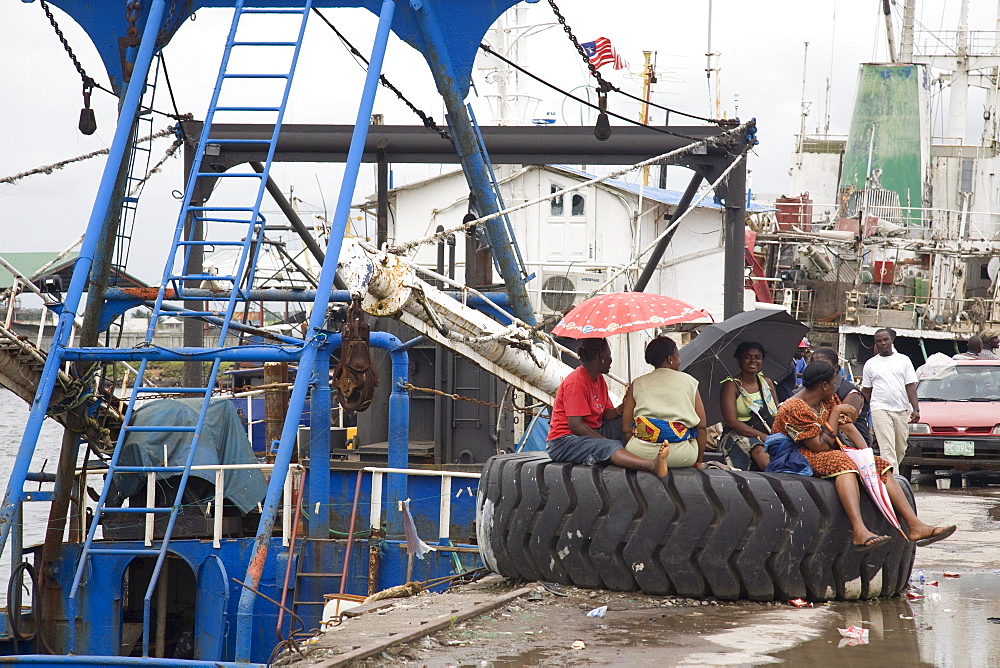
[0,389,76,604]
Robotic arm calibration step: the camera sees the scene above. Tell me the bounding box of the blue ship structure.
[0,1,538,664]
[0,1,754,665]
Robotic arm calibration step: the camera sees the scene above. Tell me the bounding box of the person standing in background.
[861,328,919,472]
[979,329,1000,359]
[954,335,989,360]
[776,338,810,402]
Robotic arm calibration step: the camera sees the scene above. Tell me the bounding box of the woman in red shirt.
[547,339,669,477]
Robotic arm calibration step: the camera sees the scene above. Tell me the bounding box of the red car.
[904,359,1000,477]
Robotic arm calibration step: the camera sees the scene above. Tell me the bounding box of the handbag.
[633,416,697,443]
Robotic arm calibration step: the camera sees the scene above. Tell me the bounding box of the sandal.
[856,534,890,552]
[915,525,956,547]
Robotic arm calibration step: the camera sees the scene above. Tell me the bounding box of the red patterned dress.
[773,396,893,480]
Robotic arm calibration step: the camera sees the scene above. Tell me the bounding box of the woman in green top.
[622,336,708,468]
[718,341,778,470]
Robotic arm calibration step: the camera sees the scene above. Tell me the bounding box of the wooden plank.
[313,586,534,667]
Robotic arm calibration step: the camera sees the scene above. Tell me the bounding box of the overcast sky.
[1,0,996,284]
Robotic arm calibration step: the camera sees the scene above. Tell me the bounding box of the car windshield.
[917,366,1000,401]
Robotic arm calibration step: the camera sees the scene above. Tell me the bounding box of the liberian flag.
[581,37,628,71]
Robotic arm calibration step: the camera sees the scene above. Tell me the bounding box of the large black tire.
[476,453,916,601]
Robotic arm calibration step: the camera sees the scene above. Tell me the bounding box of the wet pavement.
[319,484,1000,667]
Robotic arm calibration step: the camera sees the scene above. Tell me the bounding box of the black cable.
[545,0,724,124]
[311,8,452,141]
[478,44,722,141]
[7,561,40,645]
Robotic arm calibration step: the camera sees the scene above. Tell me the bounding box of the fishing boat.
[0,1,759,664]
[756,0,1000,372]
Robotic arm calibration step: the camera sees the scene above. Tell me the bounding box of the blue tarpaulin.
[111,398,266,514]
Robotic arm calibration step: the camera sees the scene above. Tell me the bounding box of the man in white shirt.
[861,328,919,473]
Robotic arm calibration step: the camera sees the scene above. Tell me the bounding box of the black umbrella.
[679,309,809,426]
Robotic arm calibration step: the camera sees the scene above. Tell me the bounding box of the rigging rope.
[581,144,755,300]
[388,121,753,254]
[0,125,178,186]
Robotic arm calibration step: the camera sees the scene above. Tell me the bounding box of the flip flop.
[915,525,957,547]
[856,534,891,552]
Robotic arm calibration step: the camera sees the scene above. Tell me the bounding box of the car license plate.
[944,440,975,456]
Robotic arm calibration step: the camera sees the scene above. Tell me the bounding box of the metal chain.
[401,382,546,417]
[545,0,725,125]
[546,0,606,85]
[38,0,107,93]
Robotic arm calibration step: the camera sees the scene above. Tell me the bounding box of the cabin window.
[550,184,564,216]
[571,193,586,216]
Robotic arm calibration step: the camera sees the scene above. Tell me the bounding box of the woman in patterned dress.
[773,361,956,550]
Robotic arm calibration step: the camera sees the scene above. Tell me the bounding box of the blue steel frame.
[5,0,538,662]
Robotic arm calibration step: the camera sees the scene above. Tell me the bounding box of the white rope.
[388,122,753,254]
[581,146,752,300]
[0,125,177,186]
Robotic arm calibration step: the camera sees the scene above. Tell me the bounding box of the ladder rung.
[158,311,225,318]
[213,106,282,112]
[296,572,345,578]
[114,465,187,473]
[122,197,139,204]
[192,217,256,224]
[166,274,237,282]
[87,548,163,556]
[195,172,264,178]
[240,8,307,14]
[123,425,197,433]
[222,73,289,79]
[232,41,299,47]
[135,386,212,394]
[188,206,255,212]
[100,507,172,514]
[204,138,272,145]
[177,240,246,247]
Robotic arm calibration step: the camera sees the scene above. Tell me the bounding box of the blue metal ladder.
[67,1,314,656]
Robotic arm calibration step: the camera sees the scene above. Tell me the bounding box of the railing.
[913,30,1000,57]
[763,199,1000,243]
[365,467,480,543]
[79,462,305,550]
[844,290,998,331]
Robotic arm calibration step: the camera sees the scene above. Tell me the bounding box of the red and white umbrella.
[550,292,712,339]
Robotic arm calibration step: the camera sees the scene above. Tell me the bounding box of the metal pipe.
[632,171,705,292]
[4,6,168,644]
[250,161,348,292]
[275,471,306,640]
[339,470,364,596]
[187,121,722,166]
[307,344,332,538]
[376,144,389,248]
[234,2,398,657]
[721,159,749,319]
[105,286,512,310]
[411,1,536,326]
[155,558,168,658]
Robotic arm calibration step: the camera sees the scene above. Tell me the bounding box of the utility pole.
[796,42,810,165]
[640,50,655,186]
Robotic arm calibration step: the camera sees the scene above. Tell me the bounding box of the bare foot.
[654,443,670,478]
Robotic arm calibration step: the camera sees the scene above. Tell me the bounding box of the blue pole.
[385,335,409,541]
[308,344,333,539]
[234,1,398,660]
[0,0,167,569]
[411,1,537,326]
